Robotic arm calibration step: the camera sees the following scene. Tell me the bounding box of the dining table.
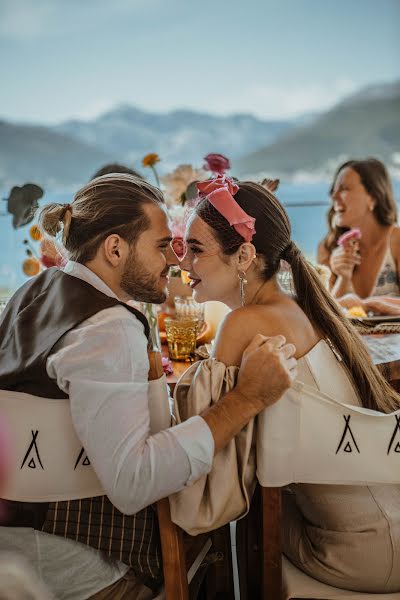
[164,332,400,395]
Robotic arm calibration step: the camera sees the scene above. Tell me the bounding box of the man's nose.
[166,245,179,266]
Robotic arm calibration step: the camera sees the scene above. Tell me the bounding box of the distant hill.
[235,80,400,178]
[53,106,292,172]
[0,121,111,188]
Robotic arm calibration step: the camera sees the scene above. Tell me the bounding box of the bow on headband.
[197,176,256,242]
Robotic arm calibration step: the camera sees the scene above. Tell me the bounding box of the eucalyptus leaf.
[7,183,44,228]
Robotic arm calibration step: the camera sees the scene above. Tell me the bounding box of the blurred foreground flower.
[203,153,230,176]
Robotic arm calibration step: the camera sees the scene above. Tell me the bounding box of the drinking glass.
[174,296,205,330]
[164,316,199,361]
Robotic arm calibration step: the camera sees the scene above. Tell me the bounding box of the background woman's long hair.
[321,157,397,253]
[196,180,400,413]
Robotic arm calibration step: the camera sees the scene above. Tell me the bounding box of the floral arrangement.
[140,151,231,266]
[22,225,67,277]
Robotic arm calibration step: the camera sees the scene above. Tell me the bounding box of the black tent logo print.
[20,430,44,469]
[74,447,91,470]
[387,415,400,455]
[335,415,360,454]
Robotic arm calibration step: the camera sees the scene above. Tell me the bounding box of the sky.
[0,0,399,124]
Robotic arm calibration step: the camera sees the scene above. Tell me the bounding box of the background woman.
[317,158,400,315]
[177,176,400,592]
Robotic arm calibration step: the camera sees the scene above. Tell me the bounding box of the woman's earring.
[238,270,247,307]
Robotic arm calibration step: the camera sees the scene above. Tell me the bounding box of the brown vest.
[0,269,162,589]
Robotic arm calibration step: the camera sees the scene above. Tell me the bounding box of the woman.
[174,176,400,592]
[317,158,400,315]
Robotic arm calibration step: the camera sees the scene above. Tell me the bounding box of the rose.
[171,237,186,260]
[203,153,231,175]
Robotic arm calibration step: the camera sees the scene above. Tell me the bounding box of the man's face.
[120,203,177,303]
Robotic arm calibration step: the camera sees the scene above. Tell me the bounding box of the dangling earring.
[238,270,247,307]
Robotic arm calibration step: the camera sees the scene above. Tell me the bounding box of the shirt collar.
[63,261,120,300]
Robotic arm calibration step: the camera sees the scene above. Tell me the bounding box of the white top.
[0,261,215,599]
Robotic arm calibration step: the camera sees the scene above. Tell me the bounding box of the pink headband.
[196,176,256,242]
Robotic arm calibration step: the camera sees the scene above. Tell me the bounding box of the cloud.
[207,80,359,120]
[0,0,161,40]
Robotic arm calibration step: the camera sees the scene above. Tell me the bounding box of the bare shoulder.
[213,303,295,367]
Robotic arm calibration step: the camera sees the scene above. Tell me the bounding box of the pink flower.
[171,237,186,260]
[162,356,174,375]
[337,228,362,247]
[203,153,231,175]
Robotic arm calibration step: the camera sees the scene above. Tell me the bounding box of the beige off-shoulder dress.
[170,341,400,593]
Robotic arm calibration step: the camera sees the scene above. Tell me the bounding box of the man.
[0,174,297,599]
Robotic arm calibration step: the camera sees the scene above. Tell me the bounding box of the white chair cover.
[257,379,400,599]
[0,376,171,502]
[282,556,400,600]
[257,380,400,487]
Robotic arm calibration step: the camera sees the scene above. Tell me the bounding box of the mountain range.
[0,80,399,189]
[235,80,400,178]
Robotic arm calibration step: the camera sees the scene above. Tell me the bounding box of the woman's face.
[331,167,375,228]
[180,214,239,305]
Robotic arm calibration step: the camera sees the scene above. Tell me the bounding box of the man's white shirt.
[0,261,214,599]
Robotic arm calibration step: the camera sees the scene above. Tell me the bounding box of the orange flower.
[22,257,41,277]
[142,153,160,168]
[180,270,191,285]
[29,224,43,241]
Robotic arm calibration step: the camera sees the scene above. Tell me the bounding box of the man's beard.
[121,250,167,304]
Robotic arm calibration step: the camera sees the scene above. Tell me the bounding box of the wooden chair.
[237,380,400,599]
[157,497,235,599]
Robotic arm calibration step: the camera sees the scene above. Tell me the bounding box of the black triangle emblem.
[335,415,360,455]
[74,447,91,469]
[387,416,400,455]
[20,430,44,470]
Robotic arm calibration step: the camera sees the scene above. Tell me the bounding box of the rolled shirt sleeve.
[46,306,214,514]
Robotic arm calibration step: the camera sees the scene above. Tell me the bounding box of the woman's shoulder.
[212,303,297,367]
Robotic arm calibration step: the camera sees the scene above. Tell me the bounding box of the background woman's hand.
[330,244,361,280]
[362,297,400,316]
[337,293,364,310]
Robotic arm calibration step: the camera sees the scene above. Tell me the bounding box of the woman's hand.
[363,297,400,316]
[330,244,361,281]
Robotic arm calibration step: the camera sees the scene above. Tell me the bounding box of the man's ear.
[237,243,257,270]
[103,234,125,266]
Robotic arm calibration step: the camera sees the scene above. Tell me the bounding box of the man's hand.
[236,334,297,410]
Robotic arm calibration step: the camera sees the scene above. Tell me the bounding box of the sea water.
[1,181,399,296]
